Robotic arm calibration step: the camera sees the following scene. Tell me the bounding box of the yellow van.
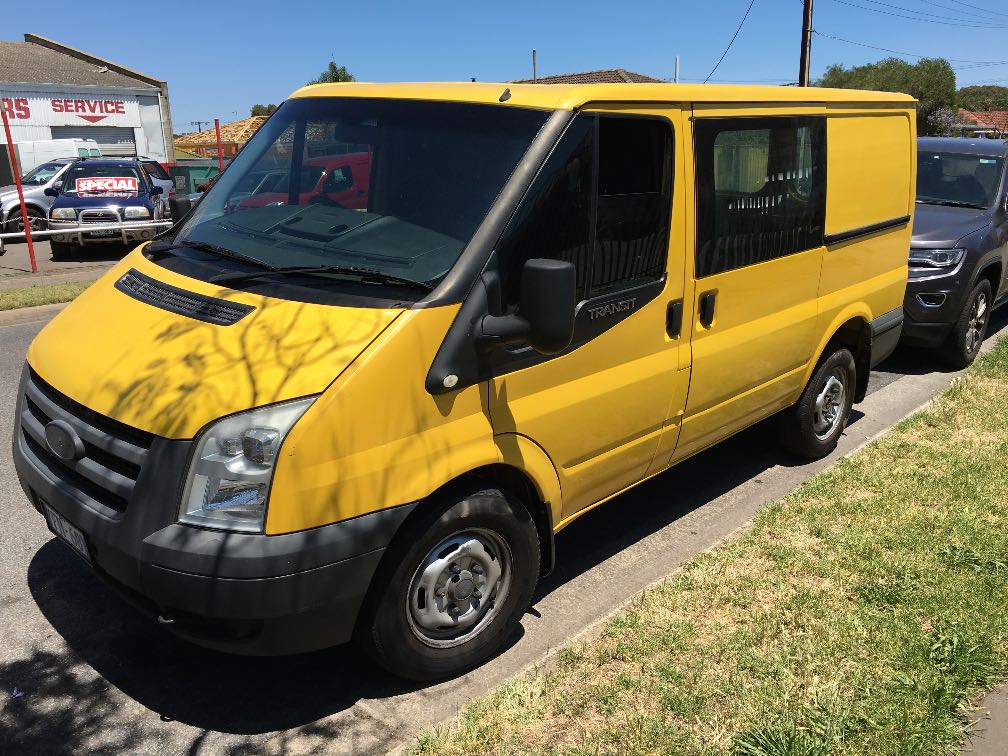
[13,82,914,680]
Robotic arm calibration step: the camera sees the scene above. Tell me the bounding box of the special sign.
[76,176,139,194]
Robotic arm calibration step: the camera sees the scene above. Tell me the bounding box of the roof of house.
[512,68,665,85]
[291,82,916,109]
[175,116,268,147]
[0,34,161,89]
[959,109,1008,132]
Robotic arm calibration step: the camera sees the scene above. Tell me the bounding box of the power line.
[945,0,1008,19]
[829,0,1008,27]
[704,0,758,84]
[813,30,1008,66]
[917,0,1008,21]
[855,0,1008,24]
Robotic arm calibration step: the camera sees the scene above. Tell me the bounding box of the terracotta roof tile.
[512,68,665,84]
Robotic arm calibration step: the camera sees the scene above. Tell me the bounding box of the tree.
[817,57,956,135]
[250,103,279,117]
[958,85,1008,112]
[309,62,355,85]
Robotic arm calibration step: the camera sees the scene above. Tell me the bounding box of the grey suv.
[903,137,1008,366]
[0,158,76,235]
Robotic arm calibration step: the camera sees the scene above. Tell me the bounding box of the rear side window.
[695,116,826,278]
[142,161,170,180]
[497,113,673,304]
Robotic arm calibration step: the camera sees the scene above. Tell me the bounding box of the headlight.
[50,208,75,220]
[124,206,150,219]
[179,397,316,532]
[908,248,965,268]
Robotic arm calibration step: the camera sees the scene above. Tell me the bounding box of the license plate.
[88,229,116,238]
[42,503,92,565]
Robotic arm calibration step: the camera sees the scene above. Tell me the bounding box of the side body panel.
[488,104,690,520]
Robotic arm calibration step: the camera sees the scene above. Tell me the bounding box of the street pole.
[532,49,537,83]
[674,56,680,84]
[214,118,224,174]
[798,0,814,87]
[1,108,38,273]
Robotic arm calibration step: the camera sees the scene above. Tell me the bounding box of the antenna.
[190,120,212,132]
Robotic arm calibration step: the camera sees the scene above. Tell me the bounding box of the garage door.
[51,126,136,156]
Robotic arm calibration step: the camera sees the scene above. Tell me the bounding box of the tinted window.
[497,114,672,304]
[142,161,170,180]
[20,162,65,185]
[695,117,826,278]
[917,150,1004,208]
[61,164,146,195]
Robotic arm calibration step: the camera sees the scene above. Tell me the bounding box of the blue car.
[46,158,165,258]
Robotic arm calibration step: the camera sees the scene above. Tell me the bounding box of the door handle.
[698,291,717,328]
[666,299,683,338]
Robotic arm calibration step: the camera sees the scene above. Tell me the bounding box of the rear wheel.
[777,347,856,459]
[357,487,539,681]
[940,279,990,369]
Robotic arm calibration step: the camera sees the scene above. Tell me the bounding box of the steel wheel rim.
[406,528,513,649]
[965,290,988,354]
[812,369,846,440]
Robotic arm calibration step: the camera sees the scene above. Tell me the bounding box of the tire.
[6,207,46,236]
[777,347,856,460]
[49,241,74,260]
[357,487,540,681]
[940,279,991,369]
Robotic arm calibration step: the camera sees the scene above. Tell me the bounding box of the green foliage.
[249,103,278,117]
[308,62,356,86]
[958,85,1008,112]
[817,57,956,135]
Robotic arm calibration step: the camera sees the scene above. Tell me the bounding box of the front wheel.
[6,207,46,236]
[357,487,540,681]
[49,240,74,260]
[941,279,990,369]
[777,347,856,459]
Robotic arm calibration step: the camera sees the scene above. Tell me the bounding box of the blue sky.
[10,0,1008,131]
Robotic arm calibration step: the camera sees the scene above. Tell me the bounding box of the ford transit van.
[13,82,914,680]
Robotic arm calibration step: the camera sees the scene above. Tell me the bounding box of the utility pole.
[674,56,680,83]
[798,0,814,87]
[532,49,537,82]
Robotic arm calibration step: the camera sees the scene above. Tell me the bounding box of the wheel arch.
[805,309,873,403]
[975,259,1002,301]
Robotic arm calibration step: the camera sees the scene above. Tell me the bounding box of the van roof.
[289,82,916,109]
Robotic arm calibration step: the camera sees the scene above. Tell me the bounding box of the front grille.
[115,269,254,326]
[20,369,153,514]
[80,210,119,224]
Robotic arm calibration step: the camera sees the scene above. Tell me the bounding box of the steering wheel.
[307,194,347,209]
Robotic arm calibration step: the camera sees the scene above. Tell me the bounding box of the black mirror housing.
[149,185,164,196]
[44,187,59,197]
[480,258,576,355]
[168,196,192,221]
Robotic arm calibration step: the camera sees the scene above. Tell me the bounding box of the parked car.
[1,157,78,235]
[124,156,176,202]
[14,83,914,681]
[45,158,165,258]
[902,137,1008,366]
[234,153,371,210]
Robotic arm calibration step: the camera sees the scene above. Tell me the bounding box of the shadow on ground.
[5,309,1006,753]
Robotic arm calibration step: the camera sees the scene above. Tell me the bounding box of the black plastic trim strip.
[825,215,910,246]
[871,305,904,337]
[115,268,254,326]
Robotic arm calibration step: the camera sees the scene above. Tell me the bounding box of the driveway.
[1,309,1004,755]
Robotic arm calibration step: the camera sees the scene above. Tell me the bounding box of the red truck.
[236,153,370,210]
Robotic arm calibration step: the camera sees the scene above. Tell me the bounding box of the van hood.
[911,202,991,247]
[26,251,402,439]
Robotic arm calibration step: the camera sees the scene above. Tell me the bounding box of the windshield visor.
[173,97,549,288]
[917,151,1005,208]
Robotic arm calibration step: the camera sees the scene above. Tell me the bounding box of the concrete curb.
[0,267,108,291]
[0,302,69,327]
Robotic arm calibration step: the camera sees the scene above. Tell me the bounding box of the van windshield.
[917,150,1005,209]
[173,97,549,290]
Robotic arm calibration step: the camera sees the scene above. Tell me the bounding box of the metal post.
[1,108,38,273]
[532,49,537,83]
[214,118,224,174]
[798,0,814,87]
[674,56,680,84]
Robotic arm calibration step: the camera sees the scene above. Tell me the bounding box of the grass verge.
[0,280,92,312]
[413,339,1008,756]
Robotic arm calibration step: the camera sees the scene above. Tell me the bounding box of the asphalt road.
[0,310,1005,755]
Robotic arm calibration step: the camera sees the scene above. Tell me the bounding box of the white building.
[0,34,174,166]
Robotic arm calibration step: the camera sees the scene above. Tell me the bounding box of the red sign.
[52,98,125,123]
[1,98,30,120]
[76,176,138,194]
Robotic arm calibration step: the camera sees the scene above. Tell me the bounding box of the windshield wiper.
[916,198,986,210]
[147,238,277,271]
[210,264,434,292]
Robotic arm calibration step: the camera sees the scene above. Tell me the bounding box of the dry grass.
[0,280,92,311]
[412,339,1008,756]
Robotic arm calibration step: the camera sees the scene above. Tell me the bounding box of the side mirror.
[149,185,164,197]
[168,196,191,221]
[481,258,576,355]
[44,187,59,197]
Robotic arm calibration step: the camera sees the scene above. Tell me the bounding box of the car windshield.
[917,150,1005,208]
[61,164,146,197]
[21,162,65,185]
[173,97,549,288]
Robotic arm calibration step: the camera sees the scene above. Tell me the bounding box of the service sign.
[76,176,139,195]
[0,91,142,127]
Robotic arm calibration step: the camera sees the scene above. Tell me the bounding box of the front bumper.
[48,218,159,246]
[12,365,416,655]
[900,260,970,349]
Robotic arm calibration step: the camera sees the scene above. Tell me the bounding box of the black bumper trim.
[869,306,904,368]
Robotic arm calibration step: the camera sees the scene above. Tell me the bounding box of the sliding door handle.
[698,291,717,328]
